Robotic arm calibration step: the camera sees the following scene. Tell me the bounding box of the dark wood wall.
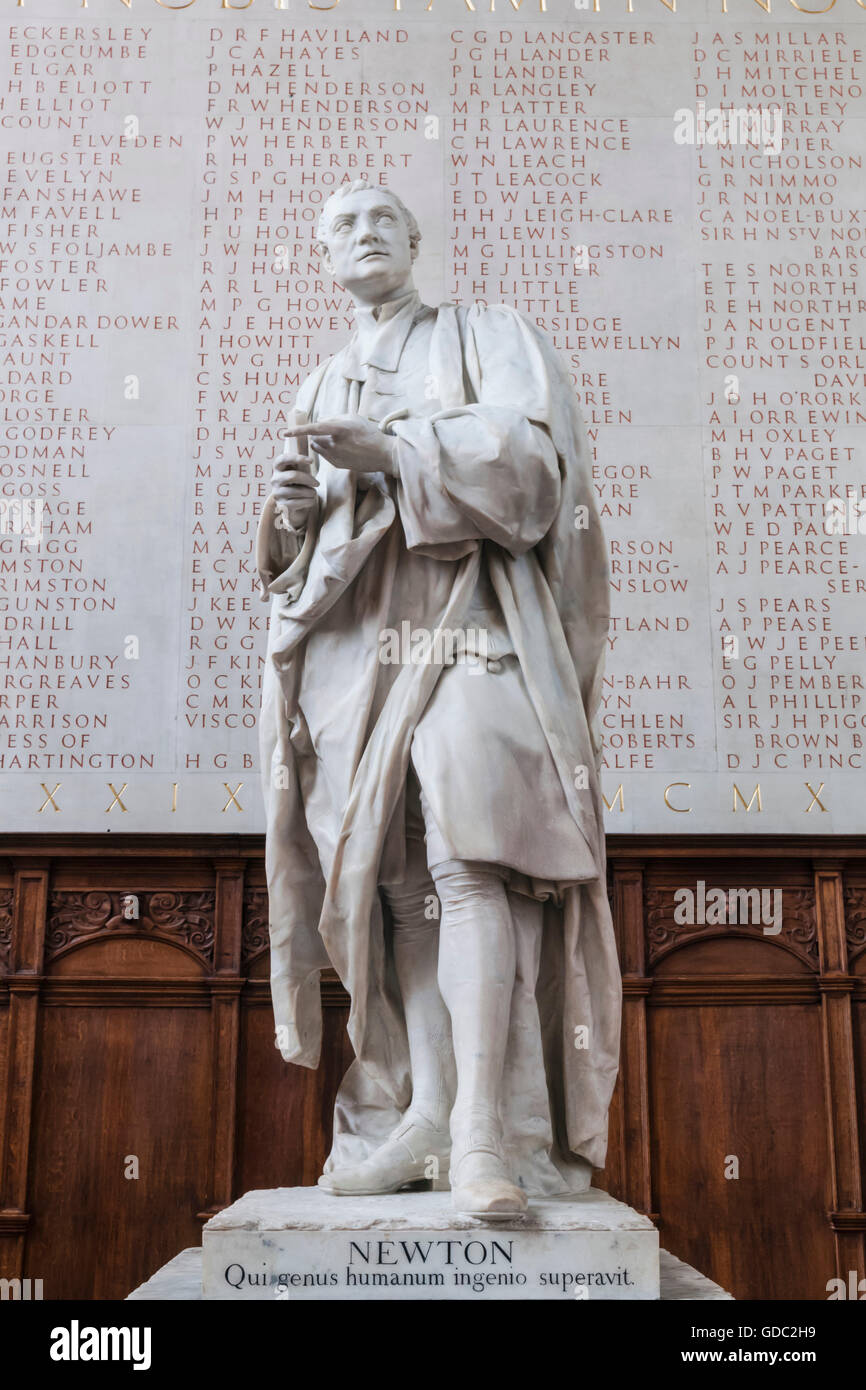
[0,834,864,1301]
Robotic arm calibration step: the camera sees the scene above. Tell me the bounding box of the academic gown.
[256,297,621,1187]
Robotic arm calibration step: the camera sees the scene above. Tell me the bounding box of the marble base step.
[128,1187,735,1302]
[201,1186,659,1301]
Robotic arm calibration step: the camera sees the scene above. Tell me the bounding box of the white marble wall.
[1,0,864,831]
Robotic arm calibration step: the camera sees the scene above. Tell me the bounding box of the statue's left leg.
[433,862,529,1219]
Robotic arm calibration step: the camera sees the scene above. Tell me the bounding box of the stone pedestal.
[201,1187,661,1301]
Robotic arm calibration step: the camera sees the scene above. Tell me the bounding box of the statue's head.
[314,179,421,303]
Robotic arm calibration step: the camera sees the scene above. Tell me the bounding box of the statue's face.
[319,188,414,302]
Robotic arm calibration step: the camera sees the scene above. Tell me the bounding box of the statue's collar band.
[342,286,426,377]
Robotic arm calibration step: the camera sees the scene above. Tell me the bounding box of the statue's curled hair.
[314,179,421,259]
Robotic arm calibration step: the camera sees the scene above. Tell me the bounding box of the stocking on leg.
[433,862,528,1218]
[385,839,455,1138]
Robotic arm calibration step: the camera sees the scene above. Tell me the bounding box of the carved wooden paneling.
[815,864,865,1284]
[45,890,216,968]
[0,833,863,1301]
[844,880,866,963]
[645,884,818,969]
[0,887,12,974]
[24,1001,213,1300]
[241,886,269,967]
[237,986,354,1193]
[648,999,834,1300]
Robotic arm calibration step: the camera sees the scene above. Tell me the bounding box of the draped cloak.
[255,299,622,1183]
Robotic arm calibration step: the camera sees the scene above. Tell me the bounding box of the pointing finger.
[281,420,343,439]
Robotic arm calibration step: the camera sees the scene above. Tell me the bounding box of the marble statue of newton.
[256,178,621,1221]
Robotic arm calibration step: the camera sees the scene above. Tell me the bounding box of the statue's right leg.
[316,838,453,1197]
[383,836,456,1143]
